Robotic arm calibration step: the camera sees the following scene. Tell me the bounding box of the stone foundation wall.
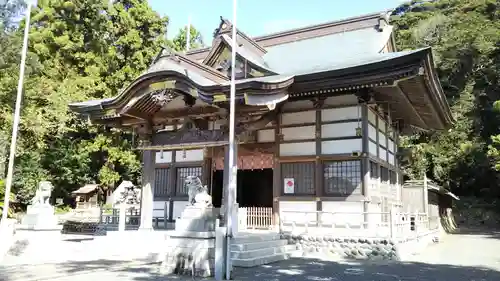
[283,231,440,261]
[283,234,398,260]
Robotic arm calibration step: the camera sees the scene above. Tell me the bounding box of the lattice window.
[370,161,379,179]
[154,168,170,199]
[323,160,362,195]
[281,162,315,195]
[381,166,389,183]
[175,166,203,196]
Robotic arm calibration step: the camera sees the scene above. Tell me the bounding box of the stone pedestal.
[20,204,59,230]
[160,205,218,277]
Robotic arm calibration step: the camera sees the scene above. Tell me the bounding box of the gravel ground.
[2,229,500,281]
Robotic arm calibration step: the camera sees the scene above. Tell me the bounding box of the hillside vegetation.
[0,0,498,207]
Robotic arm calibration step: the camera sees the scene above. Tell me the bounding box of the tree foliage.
[167,25,204,52]
[0,0,196,205]
[392,0,500,198]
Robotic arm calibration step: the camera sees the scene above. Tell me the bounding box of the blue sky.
[148,0,406,44]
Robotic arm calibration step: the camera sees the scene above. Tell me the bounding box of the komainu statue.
[185,176,212,206]
[30,181,53,206]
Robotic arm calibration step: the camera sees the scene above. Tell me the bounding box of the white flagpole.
[225,0,238,278]
[186,15,191,52]
[1,2,32,223]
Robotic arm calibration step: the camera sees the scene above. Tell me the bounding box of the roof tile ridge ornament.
[213,16,233,38]
[150,45,175,67]
[377,12,391,32]
[212,17,267,55]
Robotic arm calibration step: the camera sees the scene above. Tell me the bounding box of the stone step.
[231,244,297,260]
[232,233,281,244]
[231,239,288,251]
[231,251,294,268]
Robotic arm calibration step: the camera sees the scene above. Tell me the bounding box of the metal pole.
[225,0,238,278]
[1,2,32,224]
[186,15,191,52]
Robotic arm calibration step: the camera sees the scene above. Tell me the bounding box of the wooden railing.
[240,207,273,230]
[279,210,439,240]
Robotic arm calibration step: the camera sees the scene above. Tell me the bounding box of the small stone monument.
[160,176,217,277]
[21,181,59,230]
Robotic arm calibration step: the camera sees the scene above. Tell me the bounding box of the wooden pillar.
[202,148,212,188]
[375,108,381,198]
[139,128,155,230]
[395,123,401,203]
[272,115,281,229]
[385,109,390,167]
[167,125,178,222]
[361,103,370,226]
[315,105,323,226]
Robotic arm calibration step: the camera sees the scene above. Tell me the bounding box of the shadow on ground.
[453,227,500,240]
[1,257,500,281]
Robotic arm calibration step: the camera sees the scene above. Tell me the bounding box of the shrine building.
[69,12,453,231]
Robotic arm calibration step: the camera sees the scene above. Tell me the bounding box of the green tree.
[0,179,14,218]
[168,25,204,51]
[0,0,170,204]
[392,0,500,198]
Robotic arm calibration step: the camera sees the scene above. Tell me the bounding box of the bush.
[0,179,15,219]
[55,205,73,214]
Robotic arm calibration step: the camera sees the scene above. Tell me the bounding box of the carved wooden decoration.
[311,96,326,109]
[151,89,174,107]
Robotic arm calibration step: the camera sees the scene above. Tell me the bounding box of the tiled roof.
[263,26,393,74]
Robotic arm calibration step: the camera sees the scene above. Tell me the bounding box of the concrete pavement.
[2,229,500,281]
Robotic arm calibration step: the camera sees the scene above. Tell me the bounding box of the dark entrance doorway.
[211,169,273,208]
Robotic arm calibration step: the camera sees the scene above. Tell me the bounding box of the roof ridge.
[185,10,391,56]
[253,10,391,41]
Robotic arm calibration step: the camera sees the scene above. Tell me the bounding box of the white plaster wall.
[321,122,358,138]
[280,142,316,156]
[153,200,169,218]
[175,149,204,162]
[368,124,377,140]
[155,151,173,164]
[323,95,358,106]
[388,139,395,153]
[322,139,362,154]
[281,126,315,141]
[279,201,316,224]
[172,200,190,220]
[281,110,316,125]
[378,117,386,132]
[368,107,377,125]
[257,129,275,143]
[379,131,387,147]
[367,202,382,228]
[379,147,387,161]
[321,106,360,122]
[369,140,377,156]
[369,178,379,197]
[321,201,364,227]
[388,153,395,165]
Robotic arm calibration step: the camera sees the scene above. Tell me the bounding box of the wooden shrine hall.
[69,12,453,231]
